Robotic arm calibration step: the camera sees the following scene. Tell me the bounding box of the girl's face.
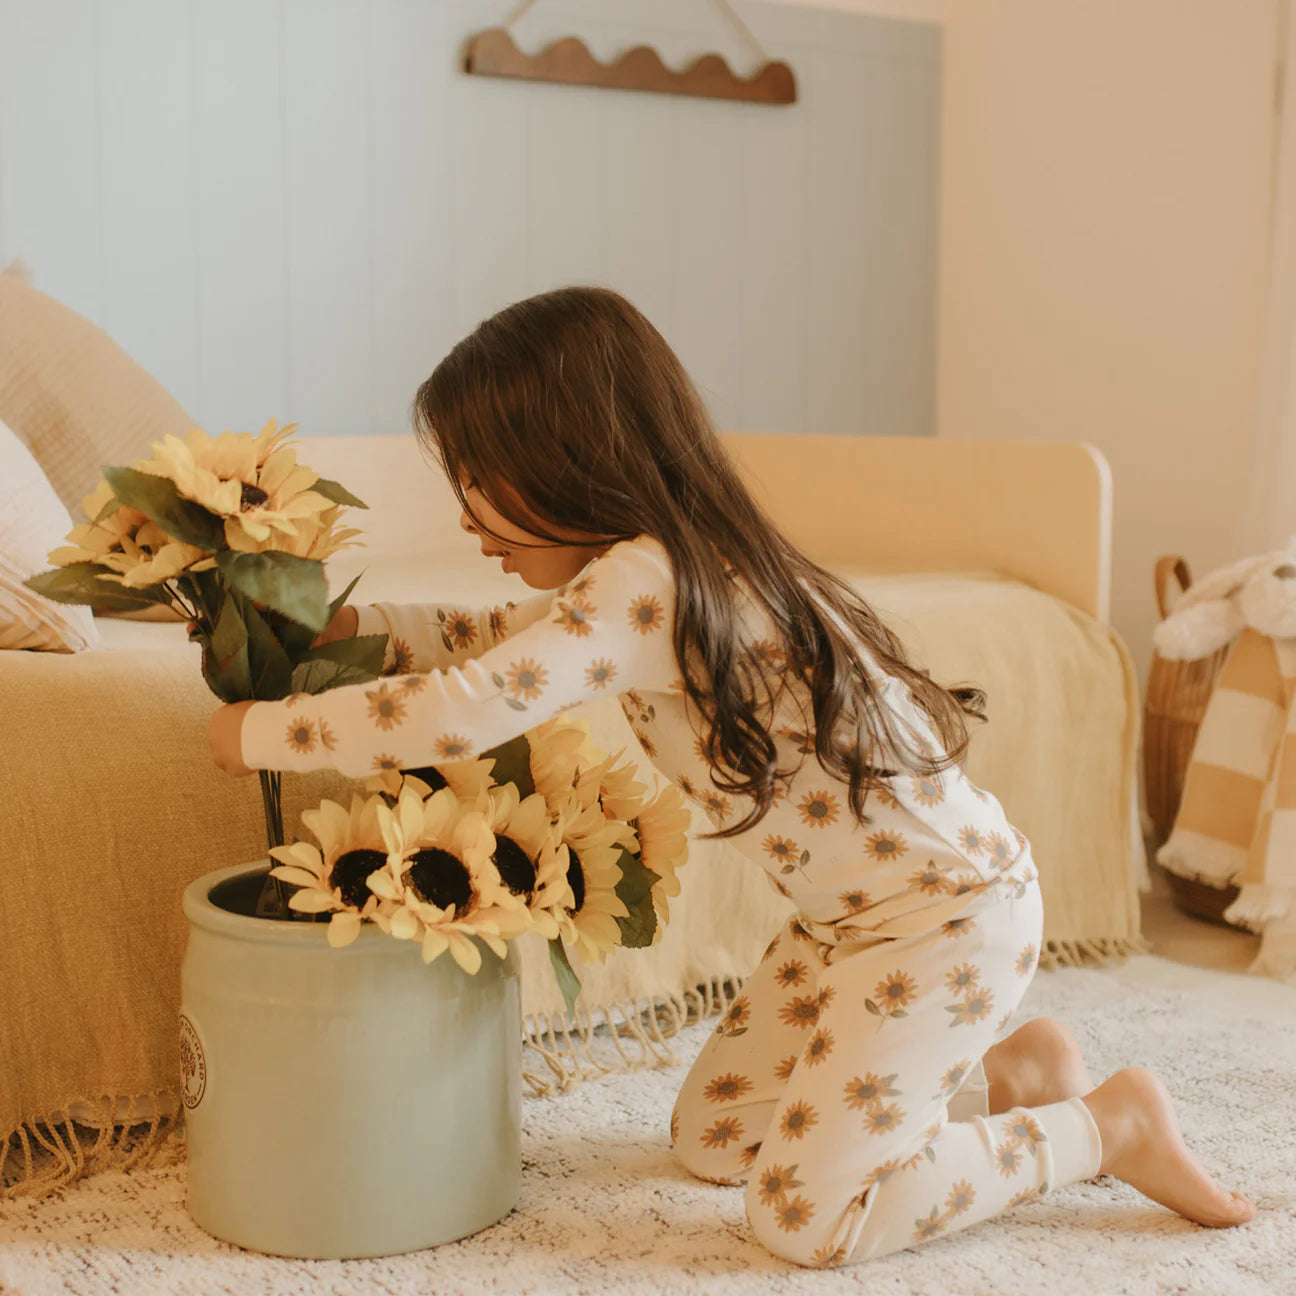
[456,475,611,591]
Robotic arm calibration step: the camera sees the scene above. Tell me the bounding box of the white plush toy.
[1153,536,1296,661]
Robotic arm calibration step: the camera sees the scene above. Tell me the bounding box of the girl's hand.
[312,604,359,649]
[208,700,257,776]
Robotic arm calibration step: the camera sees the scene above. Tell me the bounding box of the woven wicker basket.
[1143,555,1242,925]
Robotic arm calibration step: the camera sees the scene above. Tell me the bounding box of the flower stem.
[253,769,293,918]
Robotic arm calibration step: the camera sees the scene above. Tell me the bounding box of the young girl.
[208,286,1253,1267]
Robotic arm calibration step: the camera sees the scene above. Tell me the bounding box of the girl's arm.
[238,536,679,779]
[352,589,555,673]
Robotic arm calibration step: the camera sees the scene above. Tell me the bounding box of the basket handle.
[1154,555,1192,620]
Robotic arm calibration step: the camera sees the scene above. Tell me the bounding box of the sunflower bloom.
[551,796,631,965]
[797,790,840,831]
[505,658,548,701]
[633,779,691,925]
[627,594,665,634]
[268,792,393,948]
[367,784,525,974]
[479,781,573,941]
[702,1073,754,1104]
[136,420,337,553]
[864,830,909,863]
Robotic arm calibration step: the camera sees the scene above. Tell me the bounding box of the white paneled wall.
[0,0,940,438]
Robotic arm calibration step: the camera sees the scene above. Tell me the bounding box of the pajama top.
[239,532,1030,946]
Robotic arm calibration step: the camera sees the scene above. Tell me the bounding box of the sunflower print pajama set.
[238,533,1104,1268]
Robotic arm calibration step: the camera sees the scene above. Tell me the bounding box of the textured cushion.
[0,417,98,652]
[0,261,195,517]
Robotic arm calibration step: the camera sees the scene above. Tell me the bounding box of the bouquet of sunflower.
[266,715,691,1013]
[23,420,388,915]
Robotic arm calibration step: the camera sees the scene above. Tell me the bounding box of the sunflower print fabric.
[236,532,1104,1265]
[239,536,681,778]
[672,854,1102,1267]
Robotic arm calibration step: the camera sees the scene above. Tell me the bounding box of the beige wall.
[938,0,1280,700]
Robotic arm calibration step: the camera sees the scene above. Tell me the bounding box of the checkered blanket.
[1158,627,1296,938]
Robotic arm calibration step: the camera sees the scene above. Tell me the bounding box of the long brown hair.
[412,286,986,841]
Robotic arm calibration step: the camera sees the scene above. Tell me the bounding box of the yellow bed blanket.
[0,569,1144,1196]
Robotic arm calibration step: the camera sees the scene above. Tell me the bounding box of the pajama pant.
[670,856,1103,1267]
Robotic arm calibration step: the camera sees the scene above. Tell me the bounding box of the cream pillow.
[0,418,98,652]
[0,260,195,517]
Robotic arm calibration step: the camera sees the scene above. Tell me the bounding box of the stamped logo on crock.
[178,1013,207,1110]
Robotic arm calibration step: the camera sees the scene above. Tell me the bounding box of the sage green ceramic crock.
[180,861,522,1259]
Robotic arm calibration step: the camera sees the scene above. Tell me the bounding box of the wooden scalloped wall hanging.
[464,1,797,107]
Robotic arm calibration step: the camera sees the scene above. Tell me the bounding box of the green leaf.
[23,564,162,613]
[310,476,367,508]
[289,636,388,696]
[504,698,527,712]
[91,493,121,525]
[864,999,882,1017]
[242,597,295,700]
[287,635,385,694]
[308,632,388,675]
[612,847,660,949]
[201,596,252,702]
[328,572,365,622]
[547,938,582,1020]
[216,550,329,632]
[184,566,222,620]
[480,734,536,798]
[490,671,505,689]
[102,466,225,550]
[259,603,317,658]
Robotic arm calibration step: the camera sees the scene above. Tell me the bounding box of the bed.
[0,431,1145,1198]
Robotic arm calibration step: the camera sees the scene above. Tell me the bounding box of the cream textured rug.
[1,957,1293,1296]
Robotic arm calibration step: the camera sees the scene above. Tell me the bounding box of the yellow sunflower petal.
[391,906,421,941]
[420,927,449,964]
[269,864,322,889]
[327,912,363,947]
[448,932,483,975]
[288,889,338,913]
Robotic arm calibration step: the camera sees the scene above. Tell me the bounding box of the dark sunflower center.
[566,848,587,914]
[494,835,536,898]
[408,847,474,912]
[329,848,386,910]
[239,482,270,510]
[402,765,449,792]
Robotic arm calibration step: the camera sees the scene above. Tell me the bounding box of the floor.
[1139,854,1262,975]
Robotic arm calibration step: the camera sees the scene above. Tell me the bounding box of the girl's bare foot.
[984,1018,1092,1114]
[1082,1068,1255,1228]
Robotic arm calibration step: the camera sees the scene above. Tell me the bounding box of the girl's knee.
[671,1097,759,1186]
[743,1174,837,1267]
